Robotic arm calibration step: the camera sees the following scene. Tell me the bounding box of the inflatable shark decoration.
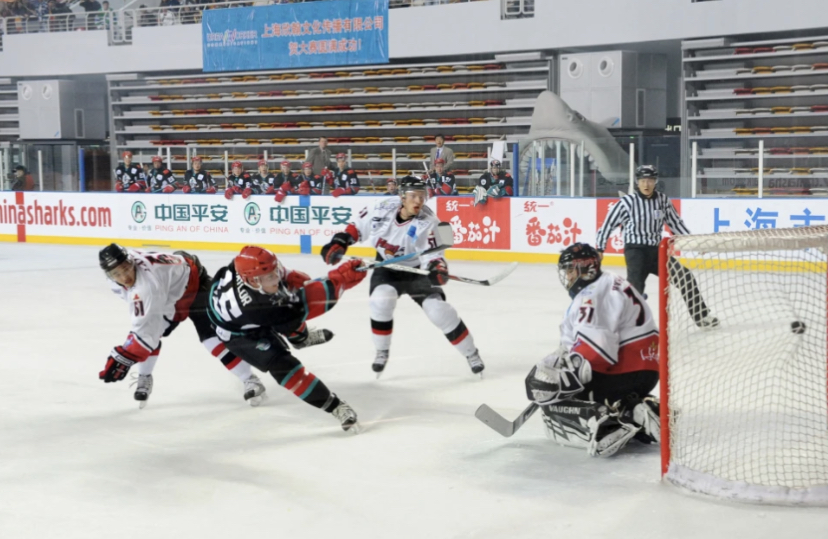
[518,91,631,185]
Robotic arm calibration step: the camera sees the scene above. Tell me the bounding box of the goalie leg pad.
[472,185,488,206]
[631,396,660,444]
[541,400,640,457]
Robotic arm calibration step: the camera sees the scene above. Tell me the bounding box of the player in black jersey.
[225,161,260,200]
[473,159,514,206]
[208,246,367,432]
[183,156,217,194]
[253,159,276,195]
[330,153,360,197]
[425,158,457,196]
[147,156,178,193]
[115,151,147,192]
[271,160,295,201]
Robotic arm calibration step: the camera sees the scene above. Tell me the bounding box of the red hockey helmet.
[232,160,243,170]
[192,156,202,163]
[152,155,163,163]
[336,153,347,159]
[434,158,445,166]
[122,151,133,158]
[235,246,283,294]
[257,159,267,167]
[302,161,313,170]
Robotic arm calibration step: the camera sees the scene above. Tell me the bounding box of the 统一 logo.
[131,201,147,223]
[244,202,261,226]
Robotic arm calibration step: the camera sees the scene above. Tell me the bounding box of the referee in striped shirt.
[595,165,718,328]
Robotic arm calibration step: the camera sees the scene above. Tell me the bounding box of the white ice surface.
[1,244,827,539]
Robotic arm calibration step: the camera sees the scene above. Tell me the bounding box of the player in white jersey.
[320,176,484,377]
[98,244,266,408]
[524,243,660,457]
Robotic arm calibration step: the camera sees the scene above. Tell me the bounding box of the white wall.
[3,0,828,77]
[0,25,203,77]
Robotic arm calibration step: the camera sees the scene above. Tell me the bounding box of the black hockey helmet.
[99,243,130,272]
[558,243,602,298]
[398,175,427,194]
[635,165,658,179]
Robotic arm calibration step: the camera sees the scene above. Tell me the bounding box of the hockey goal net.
[659,226,828,505]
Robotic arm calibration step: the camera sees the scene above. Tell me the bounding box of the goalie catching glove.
[525,347,592,405]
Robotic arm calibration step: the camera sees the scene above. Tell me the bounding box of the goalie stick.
[379,262,518,287]
[475,402,539,437]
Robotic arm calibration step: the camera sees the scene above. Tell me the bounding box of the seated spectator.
[48,0,74,32]
[79,0,103,29]
[159,8,176,26]
[10,166,34,191]
[138,5,157,26]
[179,0,200,24]
[385,178,398,196]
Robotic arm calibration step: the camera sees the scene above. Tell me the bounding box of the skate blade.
[375,372,383,380]
[247,394,267,407]
[138,400,148,410]
[344,421,361,435]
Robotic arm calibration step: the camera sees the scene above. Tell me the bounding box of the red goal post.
[658,227,828,506]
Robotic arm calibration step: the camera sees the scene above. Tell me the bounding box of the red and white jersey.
[347,198,444,269]
[109,250,197,356]
[559,272,658,375]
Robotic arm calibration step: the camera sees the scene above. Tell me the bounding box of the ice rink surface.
[1,243,827,539]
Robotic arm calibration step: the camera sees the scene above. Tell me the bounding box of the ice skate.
[243,373,267,407]
[291,328,334,350]
[331,399,359,433]
[133,374,153,409]
[372,349,389,379]
[466,349,485,378]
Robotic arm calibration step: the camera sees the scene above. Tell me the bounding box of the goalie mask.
[234,245,288,299]
[558,243,601,298]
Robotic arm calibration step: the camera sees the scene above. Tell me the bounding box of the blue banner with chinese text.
[202,0,389,72]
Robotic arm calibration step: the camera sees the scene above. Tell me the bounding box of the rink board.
[1,191,827,264]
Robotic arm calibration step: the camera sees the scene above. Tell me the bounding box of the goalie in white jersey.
[320,176,484,377]
[98,244,265,408]
[524,243,660,457]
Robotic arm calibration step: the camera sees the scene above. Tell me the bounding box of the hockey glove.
[224,187,235,200]
[205,187,217,194]
[321,232,353,265]
[440,182,453,195]
[274,188,288,203]
[182,185,192,193]
[115,183,124,192]
[99,347,138,383]
[297,181,311,196]
[427,259,450,286]
[331,187,347,198]
[162,185,175,193]
[265,186,275,195]
[327,259,367,291]
[242,187,253,199]
[487,185,503,199]
[127,183,142,193]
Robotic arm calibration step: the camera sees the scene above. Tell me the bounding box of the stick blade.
[485,262,518,286]
[435,221,455,249]
[475,404,518,437]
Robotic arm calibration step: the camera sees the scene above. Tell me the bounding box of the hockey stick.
[380,262,519,287]
[475,402,539,437]
[356,222,454,272]
[368,169,376,194]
